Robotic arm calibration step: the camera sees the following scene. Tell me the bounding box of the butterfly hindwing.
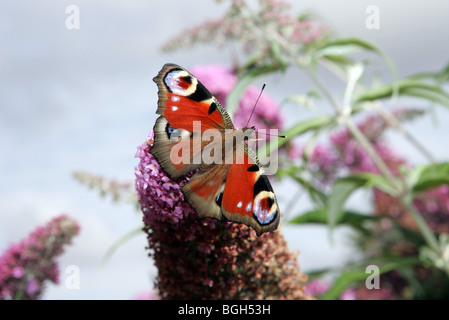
[220,149,280,236]
[182,148,280,236]
[150,115,201,180]
[182,163,229,222]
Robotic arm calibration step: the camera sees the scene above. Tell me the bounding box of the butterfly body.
[150,63,280,236]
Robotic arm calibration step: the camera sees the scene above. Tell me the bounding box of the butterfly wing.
[182,146,280,236]
[181,163,229,222]
[151,115,202,180]
[220,147,280,236]
[153,63,233,132]
[151,63,233,180]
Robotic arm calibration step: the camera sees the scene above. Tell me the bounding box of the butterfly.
[150,63,280,236]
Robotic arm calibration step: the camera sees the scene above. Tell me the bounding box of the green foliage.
[320,257,421,300]
[409,162,449,194]
[354,79,449,108]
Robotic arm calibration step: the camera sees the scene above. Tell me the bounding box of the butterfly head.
[243,126,256,142]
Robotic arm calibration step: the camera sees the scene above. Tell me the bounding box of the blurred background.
[0,0,448,299]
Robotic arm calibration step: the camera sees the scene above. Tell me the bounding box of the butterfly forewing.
[153,63,233,132]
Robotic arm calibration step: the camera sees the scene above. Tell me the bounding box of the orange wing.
[182,149,280,236]
[153,63,233,132]
[220,151,280,236]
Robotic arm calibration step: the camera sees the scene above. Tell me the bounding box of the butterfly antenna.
[245,83,266,128]
[257,132,287,139]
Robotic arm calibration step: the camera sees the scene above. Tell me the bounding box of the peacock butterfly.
[150,63,280,236]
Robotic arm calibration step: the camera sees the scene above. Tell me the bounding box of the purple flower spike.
[0,214,80,300]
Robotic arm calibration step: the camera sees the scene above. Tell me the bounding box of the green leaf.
[408,61,449,84]
[101,227,142,266]
[343,63,364,115]
[281,116,332,142]
[282,90,321,111]
[352,172,399,195]
[288,175,327,206]
[410,162,449,194]
[260,116,332,160]
[321,54,354,67]
[290,208,378,236]
[420,233,449,274]
[320,257,421,300]
[355,79,449,108]
[315,38,380,57]
[314,37,397,77]
[290,208,328,224]
[327,176,368,229]
[326,173,398,229]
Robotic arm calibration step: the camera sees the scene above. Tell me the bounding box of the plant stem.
[372,104,437,163]
[401,194,440,254]
[346,119,402,191]
[313,59,442,268]
[318,58,437,163]
[305,67,403,192]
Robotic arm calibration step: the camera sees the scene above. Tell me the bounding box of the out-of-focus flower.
[323,110,449,299]
[0,214,80,300]
[135,132,310,299]
[413,185,449,234]
[162,0,330,61]
[304,278,397,300]
[304,278,330,296]
[349,286,396,300]
[293,109,424,186]
[189,64,284,131]
[188,65,236,105]
[73,171,136,204]
[297,143,341,186]
[296,109,449,236]
[132,291,159,300]
[330,117,405,175]
[339,288,357,300]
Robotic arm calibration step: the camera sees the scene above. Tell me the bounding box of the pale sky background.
[0,0,448,299]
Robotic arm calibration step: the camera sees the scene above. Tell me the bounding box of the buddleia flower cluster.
[162,0,330,64]
[0,214,80,300]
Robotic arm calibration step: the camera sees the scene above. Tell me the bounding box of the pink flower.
[161,0,330,55]
[189,64,284,131]
[299,143,341,185]
[304,279,331,296]
[134,137,198,231]
[11,267,24,279]
[132,291,159,300]
[0,214,80,300]
[340,288,357,300]
[413,185,449,233]
[235,85,284,131]
[329,114,404,175]
[189,65,236,105]
[26,279,40,296]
